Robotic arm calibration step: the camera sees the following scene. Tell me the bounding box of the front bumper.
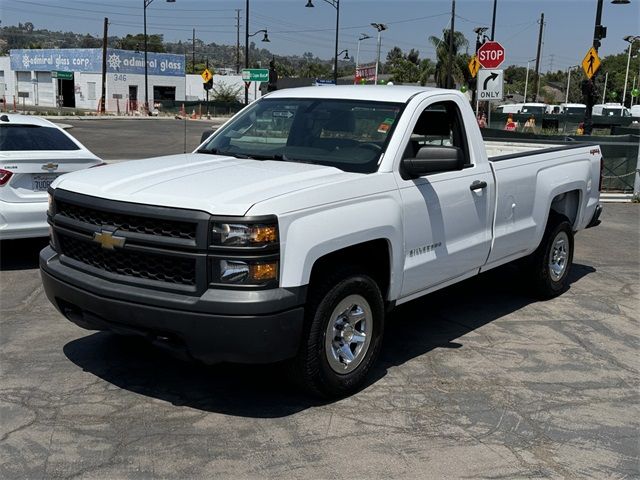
[40,246,306,364]
[0,199,49,240]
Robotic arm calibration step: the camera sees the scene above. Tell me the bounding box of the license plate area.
[32,174,59,192]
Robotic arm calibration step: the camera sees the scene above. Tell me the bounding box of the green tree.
[428,30,468,88]
[118,34,165,53]
[210,82,242,103]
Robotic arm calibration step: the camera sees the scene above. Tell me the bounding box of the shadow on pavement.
[0,238,49,271]
[63,262,595,418]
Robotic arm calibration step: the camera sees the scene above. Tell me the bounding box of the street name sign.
[582,47,601,79]
[468,55,480,78]
[477,41,505,69]
[51,71,73,80]
[242,68,269,82]
[477,69,504,101]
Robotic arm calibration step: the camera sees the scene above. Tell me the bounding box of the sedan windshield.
[199,98,403,174]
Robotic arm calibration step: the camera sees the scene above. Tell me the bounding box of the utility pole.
[245,0,249,104]
[236,9,241,74]
[447,0,456,89]
[490,0,497,40]
[100,17,108,114]
[534,12,544,102]
[192,28,195,74]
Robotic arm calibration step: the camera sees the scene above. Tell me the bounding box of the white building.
[1,48,186,113]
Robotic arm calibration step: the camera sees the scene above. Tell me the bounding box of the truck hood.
[52,153,351,216]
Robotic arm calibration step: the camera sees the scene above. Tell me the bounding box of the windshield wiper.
[247,153,286,161]
[196,148,250,159]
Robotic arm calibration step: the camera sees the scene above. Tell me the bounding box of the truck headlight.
[210,219,278,248]
[212,258,279,286]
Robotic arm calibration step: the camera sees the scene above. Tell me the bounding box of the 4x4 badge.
[93,230,125,250]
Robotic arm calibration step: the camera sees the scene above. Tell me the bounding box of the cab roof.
[264,85,442,103]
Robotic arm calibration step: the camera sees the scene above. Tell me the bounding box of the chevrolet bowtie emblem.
[41,162,59,171]
[93,230,126,250]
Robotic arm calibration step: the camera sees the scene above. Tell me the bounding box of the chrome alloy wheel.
[324,294,373,374]
[549,231,570,281]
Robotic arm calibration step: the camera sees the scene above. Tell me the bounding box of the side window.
[404,101,470,168]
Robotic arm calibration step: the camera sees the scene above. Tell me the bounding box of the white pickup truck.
[41,86,602,397]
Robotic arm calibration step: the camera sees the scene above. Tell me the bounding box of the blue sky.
[3,0,639,71]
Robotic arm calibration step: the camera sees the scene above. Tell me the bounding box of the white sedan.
[0,114,102,239]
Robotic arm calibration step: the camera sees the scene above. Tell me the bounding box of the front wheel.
[290,271,385,398]
[527,214,574,299]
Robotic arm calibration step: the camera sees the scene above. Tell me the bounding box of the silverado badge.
[93,230,125,250]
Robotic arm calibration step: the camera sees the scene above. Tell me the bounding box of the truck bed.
[484,140,568,159]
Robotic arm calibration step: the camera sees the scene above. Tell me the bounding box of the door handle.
[470,180,488,191]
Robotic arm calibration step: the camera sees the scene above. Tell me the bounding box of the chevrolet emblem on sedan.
[41,162,59,171]
[93,230,125,250]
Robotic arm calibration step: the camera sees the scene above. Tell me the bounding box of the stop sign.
[477,41,505,69]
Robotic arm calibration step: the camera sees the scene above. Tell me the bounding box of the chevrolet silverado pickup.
[40,86,602,397]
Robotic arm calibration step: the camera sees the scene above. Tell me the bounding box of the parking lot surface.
[1,119,638,479]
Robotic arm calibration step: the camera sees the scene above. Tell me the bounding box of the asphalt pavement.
[56,117,229,160]
[0,119,638,479]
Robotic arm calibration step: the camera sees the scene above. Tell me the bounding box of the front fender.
[277,195,404,301]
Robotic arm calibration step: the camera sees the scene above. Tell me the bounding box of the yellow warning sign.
[201,68,213,83]
[468,55,480,78]
[582,47,601,79]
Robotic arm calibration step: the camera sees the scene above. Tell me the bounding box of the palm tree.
[428,30,468,88]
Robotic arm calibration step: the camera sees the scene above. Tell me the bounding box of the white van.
[629,105,640,118]
[560,103,586,115]
[495,103,523,114]
[592,103,631,117]
[520,103,547,115]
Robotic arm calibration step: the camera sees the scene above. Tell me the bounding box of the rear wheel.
[290,270,385,398]
[527,213,574,299]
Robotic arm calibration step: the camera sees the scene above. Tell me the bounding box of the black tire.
[289,269,385,398]
[526,213,574,299]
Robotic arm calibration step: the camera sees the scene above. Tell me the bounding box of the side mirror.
[402,146,463,177]
[200,130,213,144]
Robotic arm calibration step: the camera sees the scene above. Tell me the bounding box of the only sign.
[477,41,505,69]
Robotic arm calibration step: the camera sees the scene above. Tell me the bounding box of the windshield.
[565,107,585,115]
[521,105,545,114]
[199,98,404,174]
[602,108,628,117]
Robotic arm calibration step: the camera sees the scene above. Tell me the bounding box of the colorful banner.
[355,63,376,81]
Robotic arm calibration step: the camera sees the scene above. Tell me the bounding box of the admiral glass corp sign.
[10,48,185,77]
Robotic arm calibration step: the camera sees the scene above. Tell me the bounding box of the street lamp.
[622,35,640,107]
[355,33,371,84]
[305,0,340,85]
[143,0,175,115]
[583,0,631,134]
[371,23,387,84]
[337,49,350,60]
[523,58,537,103]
